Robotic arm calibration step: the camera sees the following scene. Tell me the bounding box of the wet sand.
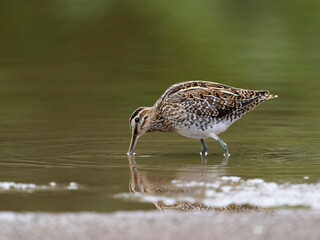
[0,210,319,240]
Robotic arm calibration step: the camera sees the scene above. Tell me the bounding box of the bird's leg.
[216,138,230,157]
[200,139,208,156]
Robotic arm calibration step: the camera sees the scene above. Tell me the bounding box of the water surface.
[0,0,319,212]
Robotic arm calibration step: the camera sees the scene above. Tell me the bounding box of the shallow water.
[0,1,320,212]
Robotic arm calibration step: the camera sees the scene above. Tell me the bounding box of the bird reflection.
[127,155,270,212]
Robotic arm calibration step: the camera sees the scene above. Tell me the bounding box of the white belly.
[175,121,231,140]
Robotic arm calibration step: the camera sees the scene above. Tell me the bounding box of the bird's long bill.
[127,133,138,156]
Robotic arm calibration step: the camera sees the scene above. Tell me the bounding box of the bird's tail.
[266,94,278,100]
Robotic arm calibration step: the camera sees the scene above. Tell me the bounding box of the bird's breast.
[174,120,231,139]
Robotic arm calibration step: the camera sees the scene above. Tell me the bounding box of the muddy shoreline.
[0,210,319,240]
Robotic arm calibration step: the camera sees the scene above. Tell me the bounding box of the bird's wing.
[171,84,271,119]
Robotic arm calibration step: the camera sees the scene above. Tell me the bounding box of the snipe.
[128,81,277,156]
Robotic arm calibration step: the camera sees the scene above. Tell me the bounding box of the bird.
[128,80,277,156]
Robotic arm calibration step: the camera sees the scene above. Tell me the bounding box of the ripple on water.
[0,182,79,193]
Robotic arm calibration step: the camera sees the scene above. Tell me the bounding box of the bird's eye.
[135,117,140,123]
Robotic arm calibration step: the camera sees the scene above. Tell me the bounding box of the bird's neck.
[145,108,173,133]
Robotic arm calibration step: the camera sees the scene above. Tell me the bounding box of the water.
[0,0,319,212]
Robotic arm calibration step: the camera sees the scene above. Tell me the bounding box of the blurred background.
[0,0,319,212]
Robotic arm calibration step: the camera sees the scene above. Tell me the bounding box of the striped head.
[128,107,152,155]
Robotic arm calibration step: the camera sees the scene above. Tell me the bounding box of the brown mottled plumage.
[128,81,277,156]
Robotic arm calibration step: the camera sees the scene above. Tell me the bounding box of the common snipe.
[128,81,277,156]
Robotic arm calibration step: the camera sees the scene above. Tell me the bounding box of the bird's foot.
[200,152,207,164]
[221,153,230,165]
[200,151,208,156]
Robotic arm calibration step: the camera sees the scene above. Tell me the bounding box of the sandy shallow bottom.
[0,210,320,240]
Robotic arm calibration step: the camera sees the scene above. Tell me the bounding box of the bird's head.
[127,107,152,155]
